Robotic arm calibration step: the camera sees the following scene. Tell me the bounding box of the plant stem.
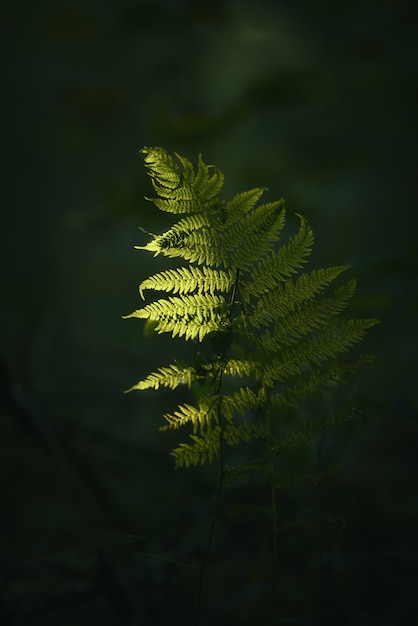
[266,409,279,623]
[194,450,224,625]
[194,268,240,625]
[194,371,226,625]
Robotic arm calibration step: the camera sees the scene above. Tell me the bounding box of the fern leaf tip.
[121,312,135,320]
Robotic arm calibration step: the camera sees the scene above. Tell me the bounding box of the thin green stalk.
[266,409,279,623]
[194,439,224,624]
[194,269,240,625]
[194,369,226,625]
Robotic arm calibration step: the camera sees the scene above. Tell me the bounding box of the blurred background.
[1,0,417,624]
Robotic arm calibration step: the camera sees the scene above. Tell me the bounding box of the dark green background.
[1,1,417,624]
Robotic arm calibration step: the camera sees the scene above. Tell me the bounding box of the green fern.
[125,146,377,468]
[124,147,378,623]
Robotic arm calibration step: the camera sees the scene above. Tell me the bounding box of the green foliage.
[125,147,378,624]
[125,146,378,469]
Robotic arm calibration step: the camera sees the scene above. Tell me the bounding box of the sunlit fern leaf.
[192,154,225,200]
[141,148,224,211]
[123,293,229,341]
[175,152,196,185]
[136,224,230,266]
[161,396,219,434]
[223,188,266,225]
[139,266,235,299]
[171,428,221,467]
[196,358,263,383]
[146,196,219,214]
[126,362,201,392]
[142,147,181,193]
[220,358,263,380]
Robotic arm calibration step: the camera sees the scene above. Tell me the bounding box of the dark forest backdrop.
[1,1,417,624]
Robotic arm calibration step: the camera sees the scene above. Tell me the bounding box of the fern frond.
[139,266,235,299]
[244,214,314,298]
[165,212,211,235]
[141,147,224,212]
[270,366,341,410]
[174,152,196,185]
[126,362,200,392]
[127,146,377,497]
[212,420,270,451]
[223,421,267,446]
[223,202,286,270]
[171,428,221,467]
[223,188,266,225]
[272,409,359,451]
[169,416,267,466]
[141,147,181,194]
[136,223,229,266]
[221,386,266,421]
[327,353,376,382]
[257,279,357,350]
[161,396,218,433]
[264,318,378,385]
[221,358,263,380]
[192,154,225,200]
[251,265,350,328]
[123,293,228,341]
[125,146,379,608]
